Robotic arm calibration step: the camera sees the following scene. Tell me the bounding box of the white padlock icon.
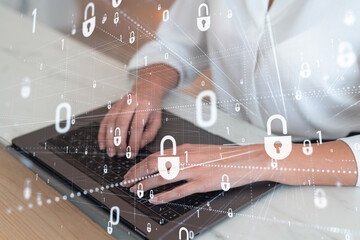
[23,179,31,200]
[93,80,96,88]
[158,135,180,180]
[126,146,131,159]
[271,158,278,168]
[302,139,313,155]
[264,114,292,160]
[227,9,232,19]
[299,62,311,78]
[221,174,230,191]
[235,102,240,112]
[127,93,132,105]
[114,12,119,24]
[163,9,169,22]
[129,31,135,44]
[107,221,113,234]
[71,114,76,125]
[337,41,355,68]
[82,2,96,38]
[104,164,108,174]
[107,100,112,109]
[114,127,121,147]
[112,0,122,8]
[197,3,210,31]
[228,208,233,218]
[314,188,327,209]
[149,190,154,199]
[147,223,151,233]
[137,183,144,198]
[295,90,302,100]
[179,227,189,240]
[21,77,31,99]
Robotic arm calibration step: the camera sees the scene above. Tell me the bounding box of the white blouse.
[128,0,360,186]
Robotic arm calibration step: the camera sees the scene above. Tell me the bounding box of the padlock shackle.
[179,227,189,240]
[222,174,229,182]
[160,135,176,156]
[303,139,311,147]
[266,114,287,135]
[115,127,121,136]
[126,146,131,151]
[130,31,135,37]
[84,2,95,21]
[138,182,143,190]
[198,3,209,17]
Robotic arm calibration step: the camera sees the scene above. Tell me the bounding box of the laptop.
[12,105,276,239]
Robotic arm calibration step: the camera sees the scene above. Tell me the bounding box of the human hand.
[122,144,272,204]
[98,92,162,158]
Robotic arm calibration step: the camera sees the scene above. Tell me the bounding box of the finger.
[149,180,203,204]
[98,118,107,150]
[140,111,162,148]
[115,102,137,157]
[128,107,152,158]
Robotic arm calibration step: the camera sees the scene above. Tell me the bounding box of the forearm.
[271,141,358,186]
[131,64,180,98]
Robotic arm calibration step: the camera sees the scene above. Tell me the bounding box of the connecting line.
[266,14,287,119]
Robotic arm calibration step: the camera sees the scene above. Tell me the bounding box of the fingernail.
[99,143,104,150]
[108,148,115,157]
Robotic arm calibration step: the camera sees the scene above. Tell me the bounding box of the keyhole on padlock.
[202,20,206,28]
[165,161,172,174]
[87,23,91,32]
[274,141,282,154]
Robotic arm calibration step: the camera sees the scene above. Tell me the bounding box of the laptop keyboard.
[43,122,218,225]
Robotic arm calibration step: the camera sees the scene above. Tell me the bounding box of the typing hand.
[122,144,271,204]
[98,92,162,158]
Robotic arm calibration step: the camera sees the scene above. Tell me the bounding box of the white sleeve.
[339,136,360,186]
[127,0,209,89]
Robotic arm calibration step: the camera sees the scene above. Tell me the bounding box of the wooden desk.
[0,147,113,240]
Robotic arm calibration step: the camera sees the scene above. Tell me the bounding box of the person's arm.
[272,140,357,186]
[123,140,358,204]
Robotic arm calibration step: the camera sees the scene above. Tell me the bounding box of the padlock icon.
[114,12,119,24]
[179,227,189,240]
[147,223,151,233]
[129,31,135,44]
[82,2,96,38]
[197,3,210,32]
[71,24,76,35]
[36,192,42,206]
[149,190,154,199]
[344,10,355,26]
[114,127,121,146]
[137,183,144,198]
[264,114,292,160]
[314,188,327,209]
[107,101,112,109]
[299,62,311,78]
[127,93,132,105]
[337,41,355,68]
[107,221,113,234]
[227,9,232,19]
[228,208,233,218]
[295,90,302,100]
[271,158,278,168]
[235,102,240,112]
[71,114,76,125]
[112,0,122,8]
[23,179,31,200]
[93,80,97,88]
[221,174,230,191]
[158,135,180,180]
[21,77,31,99]
[126,146,131,159]
[85,148,88,155]
[302,139,313,155]
[163,9,169,22]
[104,164,108,174]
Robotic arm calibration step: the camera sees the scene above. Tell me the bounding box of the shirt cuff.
[338,136,360,186]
